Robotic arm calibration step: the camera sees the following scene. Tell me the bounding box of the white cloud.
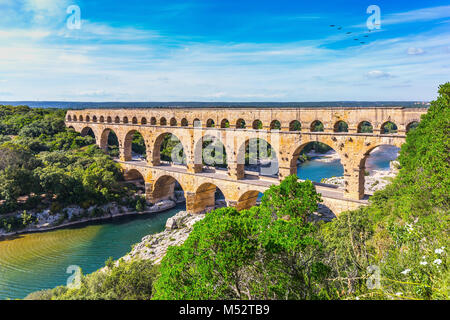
[365,70,393,79]
[407,47,425,55]
[383,5,450,25]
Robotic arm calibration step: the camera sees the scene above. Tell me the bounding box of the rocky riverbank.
[0,191,186,238]
[321,160,400,194]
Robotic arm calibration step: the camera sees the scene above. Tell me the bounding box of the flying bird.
[337,27,342,30]
[346,32,352,34]
[354,38,359,41]
[329,25,335,27]
[360,42,366,44]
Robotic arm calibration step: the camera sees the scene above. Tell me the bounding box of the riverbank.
[0,191,186,239]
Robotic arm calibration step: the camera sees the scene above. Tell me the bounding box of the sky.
[0,0,449,102]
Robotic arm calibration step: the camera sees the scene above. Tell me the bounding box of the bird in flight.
[330,25,335,27]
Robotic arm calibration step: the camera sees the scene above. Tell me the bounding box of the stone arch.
[107,116,112,123]
[193,134,228,172]
[237,137,279,179]
[235,190,261,211]
[151,117,157,125]
[67,115,72,121]
[381,121,398,134]
[191,182,227,214]
[114,116,120,124]
[123,129,148,161]
[79,115,83,121]
[86,115,90,122]
[80,126,95,139]
[270,120,281,130]
[236,118,246,129]
[252,120,263,130]
[123,116,129,124]
[99,116,105,123]
[123,168,146,197]
[170,118,177,126]
[92,116,98,123]
[193,118,201,127]
[149,174,186,204]
[289,139,343,180]
[289,120,301,131]
[68,126,75,130]
[406,121,420,132]
[206,119,215,127]
[99,128,119,153]
[181,118,188,126]
[160,117,167,126]
[310,120,324,132]
[152,132,187,166]
[220,119,229,128]
[357,121,373,133]
[333,120,348,132]
[141,117,147,125]
[132,117,138,124]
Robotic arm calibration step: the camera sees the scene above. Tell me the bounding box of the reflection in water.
[0,206,181,300]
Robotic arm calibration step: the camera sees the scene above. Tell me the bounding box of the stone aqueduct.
[66,106,427,215]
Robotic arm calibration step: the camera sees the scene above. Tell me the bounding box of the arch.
[73,115,77,121]
[333,120,348,132]
[132,117,138,124]
[181,118,188,127]
[160,117,167,126]
[100,128,119,157]
[114,116,120,124]
[236,190,261,211]
[107,116,112,123]
[236,118,246,129]
[79,115,83,121]
[289,120,301,132]
[151,117,157,125]
[252,120,263,130]
[141,117,147,125]
[357,121,373,133]
[406,121,419,132]
[68,126,75,130]
[123,169,146,198]
[237,138,279,178]
[290,141,343,183]
[150,174,186,205]
[194,135,228,171]
[123,116,129,124]
[86,115,90,122]
[99,116,105,123]
[92,116,98,123]
[193,118,201,127]
[270,120,281,130]
[80,127,95,139]
[67,115,72,121]
[170,118,177,126]
[123,130,147,161]
[220,119,229,128]
[310,120,324,132]
[206,119,215,127]
[152,132,186,166]
[192,182,227,213]
[381,121,398,134]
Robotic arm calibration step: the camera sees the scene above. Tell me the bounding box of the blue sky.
[0,0,449,101]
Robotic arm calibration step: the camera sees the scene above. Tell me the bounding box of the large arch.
[290,140,343,183]
[357,121,373,133]
[191,182,227,214]
[235,190,261,211]
[123,168,146,197]
[100,128,119,157]
[123,129,147,161]
[149,174,186,205]
[80,126,95,139]
[152,132,186,166]
[193,134,228,172]
[237,138,279,179]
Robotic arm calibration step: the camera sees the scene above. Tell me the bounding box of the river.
[0,146,398,300]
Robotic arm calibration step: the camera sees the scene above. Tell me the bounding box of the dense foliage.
[0,105,127,232]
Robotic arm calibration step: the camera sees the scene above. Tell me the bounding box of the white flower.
[433,259,442,265]
[420,261,427,265]
[422,256,426,259]
[396,292,403,296]
[435,248,444,254]
[355,297,360,300]
[401,269,411,275]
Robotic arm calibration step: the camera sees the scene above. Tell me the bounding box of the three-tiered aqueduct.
[66,106,427,215]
